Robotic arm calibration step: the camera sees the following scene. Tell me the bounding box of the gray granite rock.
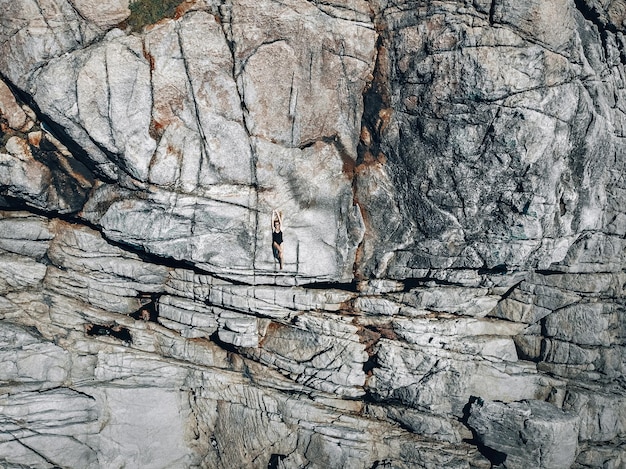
[467,399,580,469]
[0,0,101,87]
[0,0,625,467]
[368,338,565,417]
[564,385,626,443]
[356,0,624,277]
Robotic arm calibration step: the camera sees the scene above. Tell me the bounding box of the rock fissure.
[0,72,107,186]
[174,22,212,186]
[3,428,63,468]
[216,1,261,279]
[574,0,626,65]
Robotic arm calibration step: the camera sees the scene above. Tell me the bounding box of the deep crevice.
[573,0,620,35]
[370,460,393,469]
[130,293,160,322]
[351,6,392,280]
[0,199,222,279]
[356,18,391,167]
[362,353,379,374]
[534,269,568,276]
[498,280,524,301]
[267,454,287,469]
[302,279,359,292]
[85,323,132,344]
[401,276,462,291]
[488,0,497,25]
[478,264,508,275]
[209,331,239,355]
[0,76,97,214]
[0,71,116,183]
[573,0,626,65]
[513,336,543,363]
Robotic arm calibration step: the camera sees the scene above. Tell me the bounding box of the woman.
[271,210,284,270]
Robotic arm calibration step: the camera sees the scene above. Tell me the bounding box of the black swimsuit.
[272,230,283,245]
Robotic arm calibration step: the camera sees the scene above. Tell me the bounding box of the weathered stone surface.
[574,442,626,469]
[491,275,584,324]
[0,80,28,131]
[145,10,252,189]
[0,0,101,87]
[228,0,375,155]
[368,338,565,417]
[45,219,169,314]
[0,0,625,467]
[467,399,580,469]
[544,302,623,346]
[564,385,626,443]
[247,313,367,397]
[0,212,52,259]
[27,29,155,180]
[218,310,258,347]
[71,0,130,29]
[0,387,99,468]
[0,252,46,294]
[366,403,472,444]
[398,285,500,317]
[157,294,219,338]
[0,322,70,391]
[393,316,523,361]
[13,0,375,284]
[356,0,623,277]
[255,139,365,281]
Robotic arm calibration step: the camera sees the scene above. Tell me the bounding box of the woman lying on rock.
[272,209,284,270]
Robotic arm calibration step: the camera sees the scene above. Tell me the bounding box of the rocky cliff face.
[0,0,624,468]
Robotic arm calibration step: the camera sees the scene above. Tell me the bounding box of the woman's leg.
[273,241,284,269]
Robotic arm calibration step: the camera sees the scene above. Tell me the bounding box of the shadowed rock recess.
[0,0,624,467]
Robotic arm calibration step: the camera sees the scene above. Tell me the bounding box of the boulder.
[467,399,580,469]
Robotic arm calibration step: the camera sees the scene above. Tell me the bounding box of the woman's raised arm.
[275,210,283,229]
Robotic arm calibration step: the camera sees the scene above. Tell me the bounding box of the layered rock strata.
[0,0,624,468]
